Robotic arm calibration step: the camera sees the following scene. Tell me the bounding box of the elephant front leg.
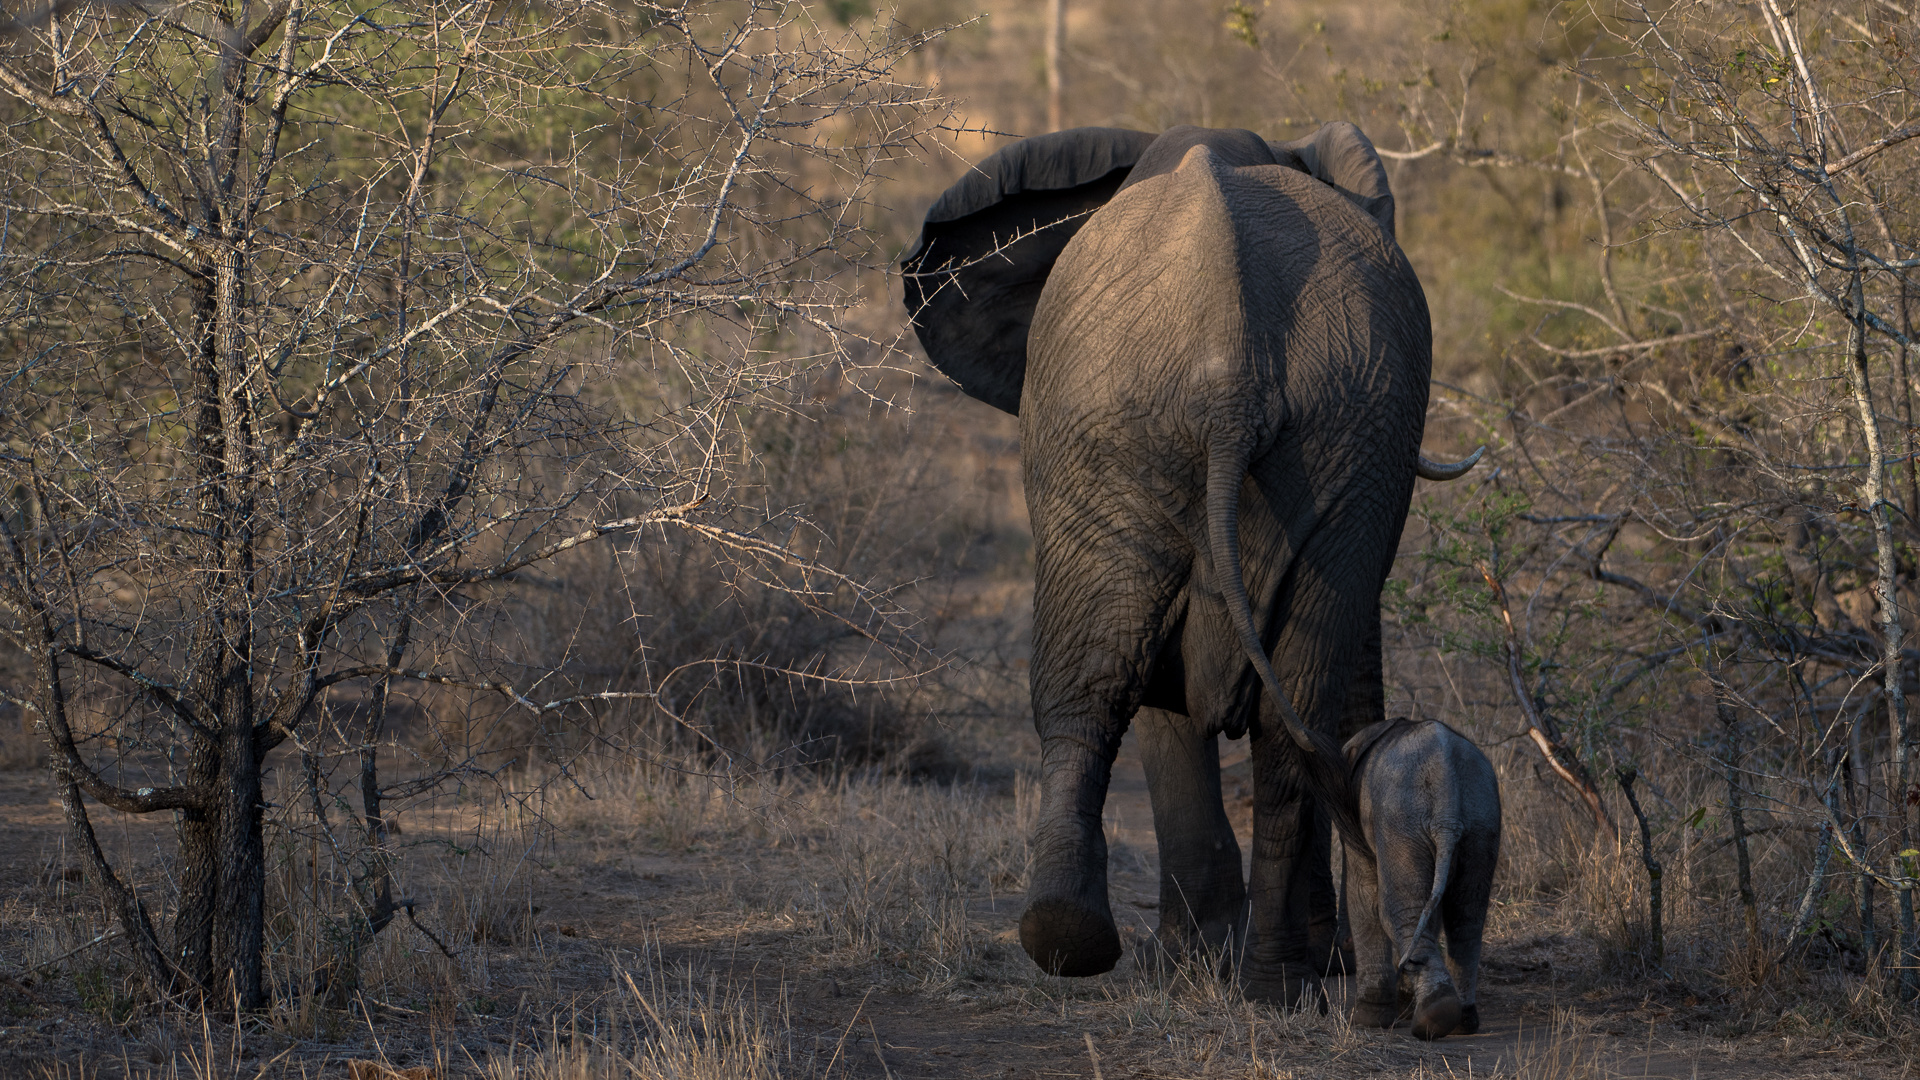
[1021,733,1126,976]
[1135,709,1246,971]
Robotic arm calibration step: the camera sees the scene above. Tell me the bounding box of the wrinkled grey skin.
[1343,718,1502,1039]
[903,122,1440,1006]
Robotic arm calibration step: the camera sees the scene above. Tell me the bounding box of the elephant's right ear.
[903,127,1156,415]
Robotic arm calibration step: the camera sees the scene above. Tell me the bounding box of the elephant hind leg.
[1343,847,1400,1029]
[1372,828,1461,1039]
[1019,732,1129,977]
[1408,977,1462,1041]
[1020,512,1189,979]
[1135,709,1246,972]
[1239,518,1383,1009]
[1440,828,1498,1035]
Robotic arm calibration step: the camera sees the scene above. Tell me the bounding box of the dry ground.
[0,723,1908,1080]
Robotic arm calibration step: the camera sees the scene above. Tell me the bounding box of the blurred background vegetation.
[4,0,1918,1046]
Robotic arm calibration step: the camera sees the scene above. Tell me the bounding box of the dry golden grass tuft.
[475,954,839,1080]
[531,750,1041,989]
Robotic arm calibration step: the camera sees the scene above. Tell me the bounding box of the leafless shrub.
[0,0,951,1010]
[1372,0,1920,1017]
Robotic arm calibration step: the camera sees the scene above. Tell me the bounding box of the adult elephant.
[902,123,1477,1006]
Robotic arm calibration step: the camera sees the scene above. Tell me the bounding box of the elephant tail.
[1398,826,1460,973]
[1204,429,1368,855]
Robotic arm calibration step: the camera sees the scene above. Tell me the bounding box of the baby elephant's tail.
[1397,827,1460,973]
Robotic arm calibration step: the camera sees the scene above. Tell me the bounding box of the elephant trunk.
[1203,426,1369,855]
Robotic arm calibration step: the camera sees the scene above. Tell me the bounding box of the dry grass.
[475,954,841,1080]
[10,731,1916,1078]
[1457,719,1920,1049]
[532,750,1040,988]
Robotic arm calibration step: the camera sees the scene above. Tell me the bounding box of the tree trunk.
[1045,0,1065,131]
[1844,270,1917,997]
[193,224,265,1008]
[1845,722,1877,962]
[172,735,220,991]
[1712,669,1762,972]
[1617,768,1663,964]
[212,694,264,1007]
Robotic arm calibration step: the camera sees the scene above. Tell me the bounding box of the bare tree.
[1572,0,1919,986]
[0,0,942,1009]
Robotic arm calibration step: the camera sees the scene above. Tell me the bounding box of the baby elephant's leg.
[1375,829,1461,1040]
[1441,827,1498,1035]
[1344,847,1400,1028]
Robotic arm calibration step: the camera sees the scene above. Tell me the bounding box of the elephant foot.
[1455,1003,1480,1036]
[1410,984,1463,1040]
[1242,968,1326,1013]
[1020,898,1122,977]
[1349,994,1400,1029]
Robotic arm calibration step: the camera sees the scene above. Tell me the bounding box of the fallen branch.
[14,926,121,979]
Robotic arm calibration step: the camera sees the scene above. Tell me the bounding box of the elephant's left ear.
[1270,122,1397,239]
[903,127,1157,415]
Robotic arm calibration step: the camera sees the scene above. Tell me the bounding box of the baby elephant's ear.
[903,127,1156,415]
[1271,122,1396,239]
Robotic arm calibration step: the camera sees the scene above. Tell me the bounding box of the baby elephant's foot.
[1349,993,1400,1029]
[1410,984,1463,1040]
[1455,1003,1480,1036]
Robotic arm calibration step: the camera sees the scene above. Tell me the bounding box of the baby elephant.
[1342,717,1501,1039]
